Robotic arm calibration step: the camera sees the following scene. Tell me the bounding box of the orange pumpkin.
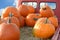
[40,5,54,18]
[34,18,51,25]
[4,13,20,28]
[26,14,42,27]
[0,18,4,24]
[0,19,20,40]
[33,18,55,38]
[18,5,29,17]
[1,6,20,19]
[28,6,35,13]
[48,16,58,28]
[19,16,25,27]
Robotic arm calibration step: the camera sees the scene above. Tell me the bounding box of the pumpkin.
[48,16,58,28]
[26,14,42,27]
[0,18,5,24]
[28,6,35,13]
[40,5,54,18]
[33,18,55,38]
[18,5,29,17]
[34,18,51,25]
[19,16,25,27]
[4,13,20,28]
[0,17,20,40]
[1,6,20,19]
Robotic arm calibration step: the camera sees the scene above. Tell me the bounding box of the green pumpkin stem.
[33,18,38,21]
[9,12,13,17]
[8,18,11,23]
[45,18,48,24]
[7,12,13,23]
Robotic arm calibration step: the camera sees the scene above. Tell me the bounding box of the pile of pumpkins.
[0,4,58,40]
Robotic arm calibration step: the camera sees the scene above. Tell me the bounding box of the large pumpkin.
[33,18,55,38]
[19,16,25,27]
[40,5,54,18]
[48,16,58,28]
[28,6,35,13]
[0,20,20,40]
[18,5,29,17]
[1,6,20,19]
[0,18,5,24]
[4,13,20,28]
[26,14,42,27]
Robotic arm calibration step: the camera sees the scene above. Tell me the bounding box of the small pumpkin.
[26,14,42,27]
[28,6,35,13]
[18,5,29,17]
[48,16,58,28]
[33,18,55,38]
[0,17,20,40]
[4,13,20,28]
[40,5,54,18]
[1,6,20,19]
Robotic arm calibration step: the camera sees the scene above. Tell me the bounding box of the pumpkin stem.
[42,8,46,10]
[9,12,13,17]
[7,17,11,23]
[7,12,13,23]
[42,3,47,10]
[36,14,39,16]
[45,18,48,24]
[33,18,38,21]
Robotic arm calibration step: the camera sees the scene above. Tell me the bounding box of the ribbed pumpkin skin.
[1,6,20,19]
[40,5,54,18]
[28,6,35,13]
[0,18,5,24]
[34,18,51,25]
[19,16,25,27]
[0,23,20,40]
[48,16,58,28]
[4,16,20,28]
[26,14,42,27]
[33,18,55,38]
[18,5,29,17]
